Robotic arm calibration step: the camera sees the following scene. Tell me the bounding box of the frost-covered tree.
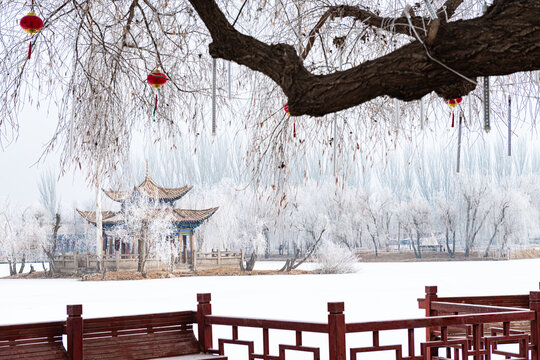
[0,203,47,275]
[0,0,537,184]
[361,189,394,256]
[37,169,61,275]
[459,176,491,257]
[315,240,358,274]
[147,217,177,274]
[399,196,433,258]
[435,194,459,257]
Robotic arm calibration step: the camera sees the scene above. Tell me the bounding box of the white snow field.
[1,259,540,359]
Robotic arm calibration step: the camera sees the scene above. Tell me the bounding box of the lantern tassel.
[293,121,296,138]
[153,94,158,122]
[451,112,454,128]
[28,40,32,60]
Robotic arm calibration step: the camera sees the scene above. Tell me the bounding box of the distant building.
[77,171,217,265]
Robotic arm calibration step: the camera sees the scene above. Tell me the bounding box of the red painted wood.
[0,321,67,360]
[197,293,213,352]
[327,302,346,360]
[206,316,328,333]
[530,291,540,360]
[263,327,269,356]
[346,310,535,332]
[66,305,83,360]
[5,288,540,360]
[279,344,320,360]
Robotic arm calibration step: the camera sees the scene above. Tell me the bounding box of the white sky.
[0,105,93,210]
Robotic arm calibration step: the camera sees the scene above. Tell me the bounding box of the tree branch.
[192,0,539,117]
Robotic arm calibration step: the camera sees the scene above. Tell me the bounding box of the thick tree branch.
[301,0,464,60]
[189,0,539,117]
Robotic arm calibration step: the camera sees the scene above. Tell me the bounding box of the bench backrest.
[0,321,68,360]
[82,310,200,360]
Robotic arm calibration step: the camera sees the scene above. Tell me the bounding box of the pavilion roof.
[76,207,218,227]
[104,175,193,203]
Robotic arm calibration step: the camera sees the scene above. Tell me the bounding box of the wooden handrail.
[345,310,536,333]
[206,315,328,333]
[418,294,530,309]
[431,301,528,314]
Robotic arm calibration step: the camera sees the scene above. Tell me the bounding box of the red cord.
[28,41,32,60]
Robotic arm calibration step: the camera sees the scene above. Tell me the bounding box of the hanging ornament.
[212,58,217,135]
[20,10,43,60]
[507,95,512,157]
[456,111,463,173]
[445,97,462,127]
[284,104,296,138]
[146,70,167,121]
[420,97,425,130]
[483,76,491,132]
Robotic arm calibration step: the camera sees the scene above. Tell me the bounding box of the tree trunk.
[43,213,61,277]
[280,229,325,272]
[370,235,378,257]
[8,260,16,276]
[410,232,420,259]
[18,253,26,274]
[241,252,257,272]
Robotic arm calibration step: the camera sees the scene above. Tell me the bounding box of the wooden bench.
[66,304,226,360]
[0,321,68,360]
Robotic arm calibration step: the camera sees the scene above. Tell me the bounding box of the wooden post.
[530,291,540,360]
[217,249,221,265]
[66,305,83,360]
[197,293,213,352]
[425,286,438,357]
[328,302,346,360]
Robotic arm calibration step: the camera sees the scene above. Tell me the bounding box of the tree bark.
[188,0,539,117]
[18,254,26,274]
[43,213,61,277]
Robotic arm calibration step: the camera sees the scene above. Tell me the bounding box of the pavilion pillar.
[178,232,183,263]
[190,230,195,265]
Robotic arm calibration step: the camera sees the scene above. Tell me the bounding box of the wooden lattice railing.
[2,287,540,359]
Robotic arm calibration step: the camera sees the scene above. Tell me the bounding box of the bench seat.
[154,354,227,359]
[0,321,68,360]
[82,310,226,360]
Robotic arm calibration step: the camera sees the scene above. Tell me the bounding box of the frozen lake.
[1,259,539,359]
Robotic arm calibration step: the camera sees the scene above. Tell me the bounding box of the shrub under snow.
[314,241,358,274]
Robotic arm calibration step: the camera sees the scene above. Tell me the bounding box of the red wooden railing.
[196,288,540,360]
[2,286,540,360]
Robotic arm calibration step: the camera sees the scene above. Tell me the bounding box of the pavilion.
[77,172,218,265]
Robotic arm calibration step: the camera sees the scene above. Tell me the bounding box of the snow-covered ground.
[1,259,539,359]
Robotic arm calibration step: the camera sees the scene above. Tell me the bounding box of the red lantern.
[20,12,43,59]
[283,104,296,137]
[445,97,463,108]
[147,70,167,121]
[445,97,462,127]
[147,70,167,88]
[20,13,43,34]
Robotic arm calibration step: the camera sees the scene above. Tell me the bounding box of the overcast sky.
[0,105,93,210]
